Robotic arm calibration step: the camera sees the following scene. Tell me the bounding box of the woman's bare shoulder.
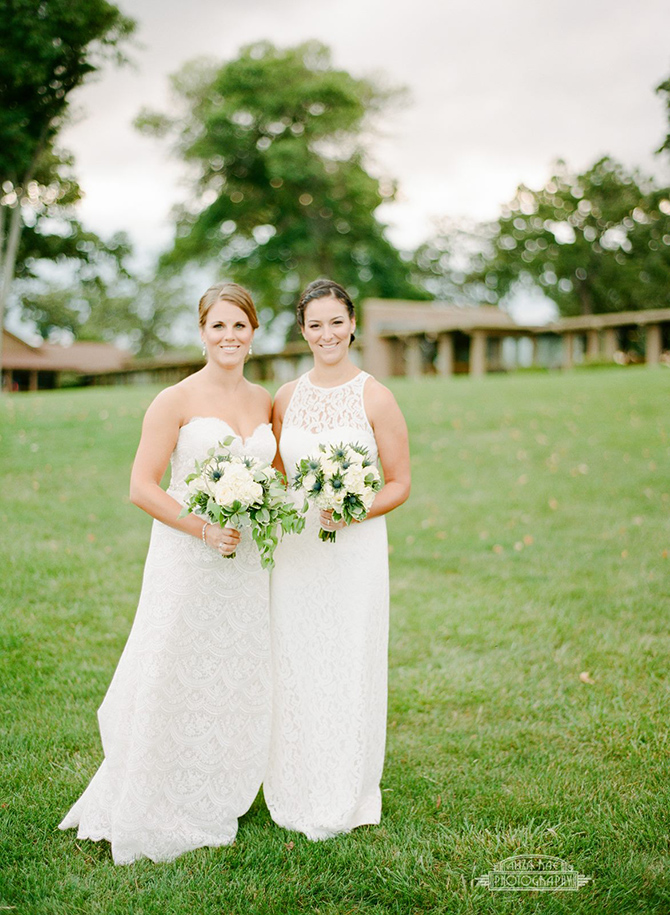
[363,375,398,409]
[274,379,299,407]
[247,381,273,414]
[144,382,189,421]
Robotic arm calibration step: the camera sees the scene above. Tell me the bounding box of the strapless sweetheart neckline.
[183,417,273,447]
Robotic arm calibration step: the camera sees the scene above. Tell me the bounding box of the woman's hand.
[319,510,346,533]
[205,524,241,556]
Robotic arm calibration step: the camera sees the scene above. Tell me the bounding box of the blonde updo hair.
[198,282,259,329]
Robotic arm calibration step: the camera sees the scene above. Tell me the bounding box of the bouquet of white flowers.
[179,436,305,569]
[294,442,382,542]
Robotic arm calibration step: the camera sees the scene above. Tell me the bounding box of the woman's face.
[201,300,254,365]
[302,295,355,363]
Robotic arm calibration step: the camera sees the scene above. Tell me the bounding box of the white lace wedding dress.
[59,418,276,865]
[264,371,389,839]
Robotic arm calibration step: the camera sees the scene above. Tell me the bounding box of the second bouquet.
[180,436,305,569]
[294,442,382,542]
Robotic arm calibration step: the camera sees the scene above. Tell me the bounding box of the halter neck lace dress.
[264,371,389,839]
[59,418,276,864]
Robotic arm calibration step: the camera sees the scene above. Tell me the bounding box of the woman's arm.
[128,389,239,553]
[362,380,411,520]
[271,382,297,477]
[320,379,410,530]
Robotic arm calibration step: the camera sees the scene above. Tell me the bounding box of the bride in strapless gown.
[59,284,275,865]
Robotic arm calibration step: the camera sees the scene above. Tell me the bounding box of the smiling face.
[301,294,356,364]
[201,299,254,365]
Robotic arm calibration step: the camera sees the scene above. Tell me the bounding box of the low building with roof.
[1,331,131,391]
[362,300,670,377]
[3,301,669,391]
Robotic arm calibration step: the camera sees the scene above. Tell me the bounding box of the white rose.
[361,488,376,511]
[187,475,208,497]
[321,458,341,477]
[315,489,332,510]
[225,463,251,484]
[321,481,346,508]
[243,480,264,504]
[315,482,335,509]
[343,465,366,495]
[346,447,366,464]
[213,479,236,506]
[332,490,346,507]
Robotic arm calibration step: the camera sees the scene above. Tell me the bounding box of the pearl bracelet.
[202,522,211,544]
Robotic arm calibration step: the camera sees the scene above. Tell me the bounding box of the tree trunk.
[0,139,45,386]
[0,202,24,387]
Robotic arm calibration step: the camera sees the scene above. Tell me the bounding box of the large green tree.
[421,158,670,316]
[0,0,135,373]
[137,41,424,323]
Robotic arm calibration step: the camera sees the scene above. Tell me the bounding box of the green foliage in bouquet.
[179,436,305,568]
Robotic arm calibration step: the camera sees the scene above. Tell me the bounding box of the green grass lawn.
[1,367,669,914]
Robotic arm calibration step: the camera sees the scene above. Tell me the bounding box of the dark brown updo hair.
[198,282,259,329]
[297,278,356,344]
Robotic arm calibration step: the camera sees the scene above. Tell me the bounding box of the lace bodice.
[281,372,376,482]
[167,418,277,504]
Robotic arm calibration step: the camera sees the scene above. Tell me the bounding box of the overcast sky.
[62,0,670,273]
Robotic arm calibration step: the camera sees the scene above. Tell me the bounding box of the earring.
[249,344,253,356]
[201,344,206,357]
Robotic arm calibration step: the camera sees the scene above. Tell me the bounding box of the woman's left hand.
[319,510,346,533]
[205,523,241,556]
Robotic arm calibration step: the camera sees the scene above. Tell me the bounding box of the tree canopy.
[137,41,424,319]
[0,0,134,183]
[418,158,670,317]
[0,0,135,370]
